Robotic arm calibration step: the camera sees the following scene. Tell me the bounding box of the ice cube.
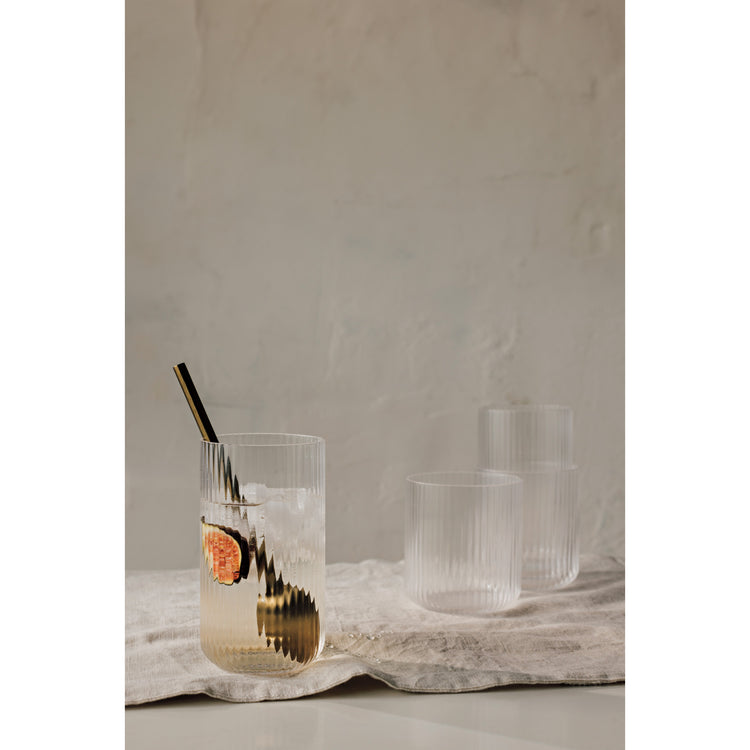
[239,482,269,504]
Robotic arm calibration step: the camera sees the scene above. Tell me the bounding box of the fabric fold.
[126,554,624,705]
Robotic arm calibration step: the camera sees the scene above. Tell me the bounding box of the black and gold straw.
[173,362,219,443]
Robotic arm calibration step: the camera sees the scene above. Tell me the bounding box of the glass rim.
[479,404,571,413]
[479,464,578,475]
[203,433,324,448]
[407,470,523,488]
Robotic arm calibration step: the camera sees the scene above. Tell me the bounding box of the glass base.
[200,640,321,675]
[411,587,520,616]
[521,558,579,592]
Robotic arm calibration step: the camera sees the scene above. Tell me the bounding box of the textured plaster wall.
[126,0,624,568]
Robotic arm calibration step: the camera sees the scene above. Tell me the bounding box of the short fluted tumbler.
[405,471,522,615]
[479,405,579,591]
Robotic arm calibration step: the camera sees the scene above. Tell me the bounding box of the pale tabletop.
[126,676,625,750]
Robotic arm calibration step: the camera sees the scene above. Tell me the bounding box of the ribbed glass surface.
[478,405,579,591]
[199,434,325,674]
[509,467,578,590]
[478,405,573,472]
[405,472,522,615]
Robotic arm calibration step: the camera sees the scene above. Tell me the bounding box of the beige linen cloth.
[125,554,624,705]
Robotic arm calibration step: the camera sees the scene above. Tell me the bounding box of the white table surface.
[125,677,624,750]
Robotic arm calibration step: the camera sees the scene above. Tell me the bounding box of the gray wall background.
[126,0,624,569]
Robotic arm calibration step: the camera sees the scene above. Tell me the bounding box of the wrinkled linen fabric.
[126,555,624,705]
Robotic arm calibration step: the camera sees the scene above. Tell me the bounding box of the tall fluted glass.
[200,434,325,674]
[479,405,579,591]
[405,471,522,615]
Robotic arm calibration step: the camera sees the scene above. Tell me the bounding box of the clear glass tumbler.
[478,405,579,591]
[405,471,522,615]
[200,433,325,674]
